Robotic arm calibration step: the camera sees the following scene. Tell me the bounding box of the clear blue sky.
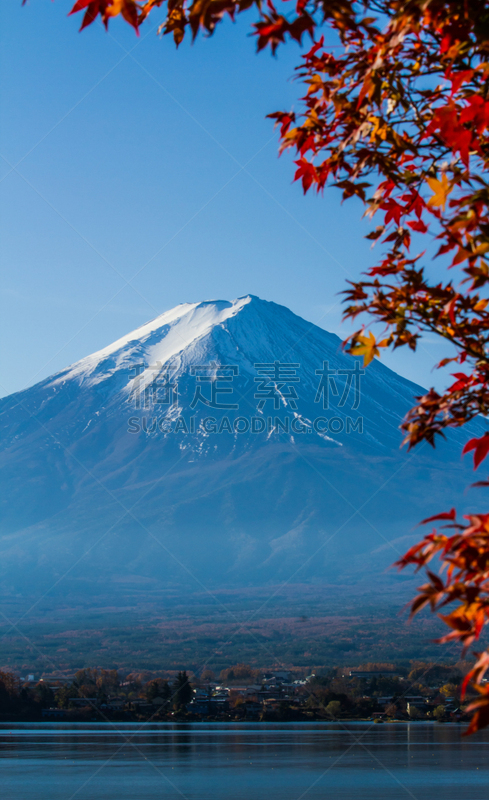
[0,2,454,398]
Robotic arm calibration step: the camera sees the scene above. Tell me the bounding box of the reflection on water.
[0,722,488,799]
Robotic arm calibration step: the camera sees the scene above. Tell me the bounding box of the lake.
[1,722,488,799]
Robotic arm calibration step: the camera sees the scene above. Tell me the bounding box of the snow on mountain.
[0,295,480,604]
[21,294,433,453]
[59,298,252,389]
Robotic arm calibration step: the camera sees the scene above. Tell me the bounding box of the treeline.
[0,670,56,717]
[304,663,466,721]
[0,668,194,720]
[0,660,469,722]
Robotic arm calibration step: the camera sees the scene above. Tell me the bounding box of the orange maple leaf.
[350,331,388,366]
[426,174,452,211]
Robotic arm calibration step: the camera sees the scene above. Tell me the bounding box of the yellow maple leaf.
[368,115,388,142]
[350,331,387,366]
[474,243,489,255]
[306,75,323,96]
[426,173,452,211]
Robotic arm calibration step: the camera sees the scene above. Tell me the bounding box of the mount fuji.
[0,295,481,661]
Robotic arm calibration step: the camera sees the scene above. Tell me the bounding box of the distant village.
[0,662,477,723]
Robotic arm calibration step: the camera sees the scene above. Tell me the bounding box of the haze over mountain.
[0,295,478,611]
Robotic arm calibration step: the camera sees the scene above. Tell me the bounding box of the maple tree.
[39,0,489,732]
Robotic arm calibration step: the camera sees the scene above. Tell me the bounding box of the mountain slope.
[0,296,478,604]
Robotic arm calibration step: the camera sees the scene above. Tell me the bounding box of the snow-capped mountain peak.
[58,296,257,388]
[0,295,480,603]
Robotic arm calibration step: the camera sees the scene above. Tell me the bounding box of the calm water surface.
[1,721,488,800]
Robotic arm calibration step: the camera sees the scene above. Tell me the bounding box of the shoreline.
[0,718,464,726]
